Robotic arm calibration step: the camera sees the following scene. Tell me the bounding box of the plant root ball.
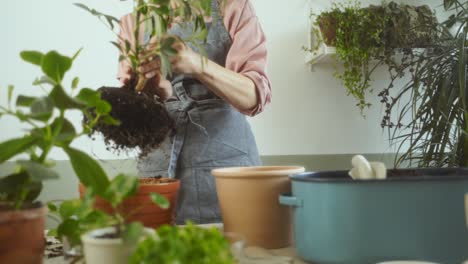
[91,87,174,157]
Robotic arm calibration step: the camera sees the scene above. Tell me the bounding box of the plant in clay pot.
[308,1,438,112]
[49,174,170,264]
[78,175,180,228]
[75,0,215,155]
[0,49,114,263]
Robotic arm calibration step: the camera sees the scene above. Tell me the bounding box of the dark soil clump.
[90,82,174,157]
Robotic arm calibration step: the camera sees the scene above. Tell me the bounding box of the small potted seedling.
[50,174,170,264]
[0,49,115,263]
[75,0,214,154]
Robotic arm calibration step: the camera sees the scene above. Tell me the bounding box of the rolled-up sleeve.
[224,0,272,116]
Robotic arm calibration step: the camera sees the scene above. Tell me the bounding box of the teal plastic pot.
[279,168,468,264]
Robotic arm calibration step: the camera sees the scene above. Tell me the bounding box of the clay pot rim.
[81,226,155,245]
[138,178,180,186]
[0,203,47,223]
[211,166,305,178]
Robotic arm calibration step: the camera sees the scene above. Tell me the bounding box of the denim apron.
[137,0,261,224]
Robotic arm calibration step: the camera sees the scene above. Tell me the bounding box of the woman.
[117,0,271,224]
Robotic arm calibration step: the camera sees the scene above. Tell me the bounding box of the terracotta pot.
[211,166,305,249]
[81,226,155,264]
[79,178,180,228]
[318,16,337,46]
[0,204,47,264]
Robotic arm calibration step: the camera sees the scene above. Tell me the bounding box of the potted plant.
[309,1,438,112]
[378,0,468,168]
[49,174,170,264]
[0,49,114,263]
[75,0,214,154]
[78,176,180,228]
[130,222,235,264]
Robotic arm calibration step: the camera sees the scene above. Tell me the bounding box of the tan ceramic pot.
[79,178,180,228]
[0,203,47,264]
[212,166,305,249]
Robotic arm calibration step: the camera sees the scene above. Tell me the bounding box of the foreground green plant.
[0,49,117,209]
[130,222,235,264]
[48,174,169,259]
[76,0,214,92]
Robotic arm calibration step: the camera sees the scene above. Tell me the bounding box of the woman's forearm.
[192,56,258,112]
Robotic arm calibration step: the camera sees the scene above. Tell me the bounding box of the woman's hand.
[166,36,203,75]
[137,56,173,101]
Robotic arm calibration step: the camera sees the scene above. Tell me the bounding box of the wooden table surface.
[43,224,312,264]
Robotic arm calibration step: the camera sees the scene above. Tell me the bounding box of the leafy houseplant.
[0,49,114,263]
[379,0,468,168]
[130,222,235,264]
[49,174,170,264]
[76,0,215,154]
[309,1,438,112]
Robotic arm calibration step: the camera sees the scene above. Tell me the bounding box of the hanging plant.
[310,1,439,113]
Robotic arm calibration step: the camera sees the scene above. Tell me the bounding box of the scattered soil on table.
[139,176,178,185]
[89,78,174,157]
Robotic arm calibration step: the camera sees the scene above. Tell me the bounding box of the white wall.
[0,0,446,159]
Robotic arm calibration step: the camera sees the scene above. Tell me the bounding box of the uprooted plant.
[76,0,215,156]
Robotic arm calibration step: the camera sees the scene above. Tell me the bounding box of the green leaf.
[57,218,81,246]
[0,172,29,195]
[48,202,58,212]
[95,100,112,115]
[72,48,83,62]
[0,136,37,162]
[41,51,72,83]
[33,76,56,86]
[122,222,144,245]
[47,229,58,237]
[101,115,121,126]
[110,41,123,52]
[104,174,138,207]
[76,88,101,106]
[150,193,169,209]
[59,199,82,219]
[51,118,76,145]
[20,50,44,66]
[16,95,37,107]
[50,85,85,110]
[71,77,80,89]
[64,147,109,196]
[17,160,59,181]
[30,97,54,121]
[76,88,111,114]
[8,85,14,106]
[444,0,455,10]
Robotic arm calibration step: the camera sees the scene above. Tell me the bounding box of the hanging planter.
[310,1,439,112]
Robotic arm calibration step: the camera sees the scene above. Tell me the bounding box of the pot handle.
[465,194,468,228]
[279,193,302,208]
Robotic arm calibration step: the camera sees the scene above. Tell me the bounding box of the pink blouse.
[117,0,271,116]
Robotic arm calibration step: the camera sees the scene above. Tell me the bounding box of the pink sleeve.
[224,0,272,116]
[117,14,134,85]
